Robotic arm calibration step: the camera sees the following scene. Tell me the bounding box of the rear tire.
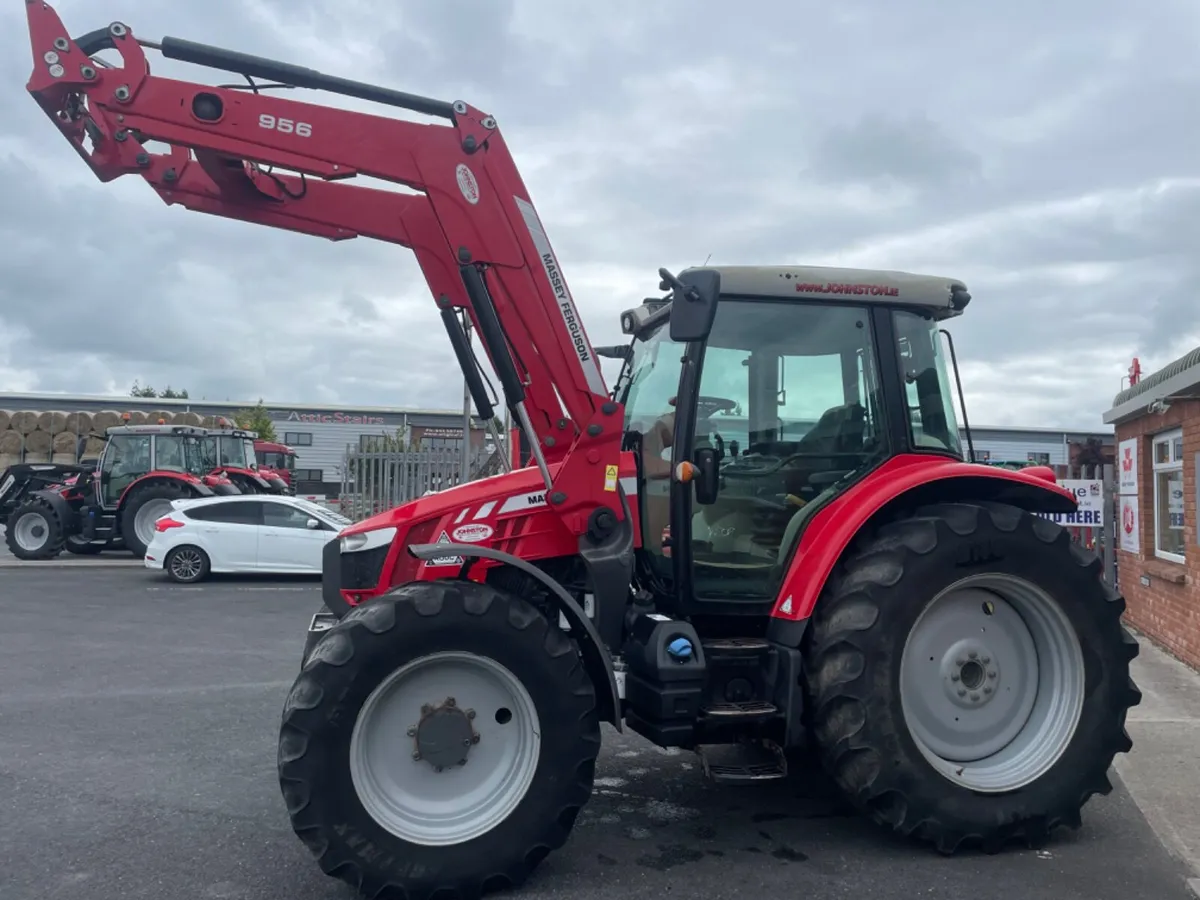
[4,497,65,560]
[279,580,601,900]
[120,481,193,558]
[804,501,1141,853]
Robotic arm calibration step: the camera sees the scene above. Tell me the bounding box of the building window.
[294,469,324,482]
[1027,452,1051,466]
[1152,428,1185,562]
[284,432,313,447]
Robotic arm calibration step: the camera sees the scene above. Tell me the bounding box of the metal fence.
[337,445,506,520]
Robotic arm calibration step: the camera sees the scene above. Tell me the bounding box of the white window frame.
[1152,428,1185,563]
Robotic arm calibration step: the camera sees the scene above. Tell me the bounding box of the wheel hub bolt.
[407,727,416,737]
[446,697,456,707]
[466,709,476,719]
[968,651,978,660]
[984,686,993,695]
[421,704,433,715]
[970,692,980,701]
[958,688,967,697]
[412,751,421,760]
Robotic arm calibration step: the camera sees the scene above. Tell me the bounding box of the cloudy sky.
[1,0,1198,430]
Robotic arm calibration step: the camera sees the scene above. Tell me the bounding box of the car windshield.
[297,498,351,527]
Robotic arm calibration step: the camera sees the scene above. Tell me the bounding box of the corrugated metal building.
[0,392,484,496]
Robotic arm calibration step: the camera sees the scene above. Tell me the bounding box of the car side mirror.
[692,446,720,505]
[306,518,321,530]
[665,267,721,343]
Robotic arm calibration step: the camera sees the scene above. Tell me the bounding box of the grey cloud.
[807,113,981,188]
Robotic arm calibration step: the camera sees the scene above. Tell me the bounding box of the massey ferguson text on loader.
[24,6,1141,899]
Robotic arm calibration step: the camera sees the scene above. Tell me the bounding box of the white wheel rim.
[349,650,541,846]
[134,499,174,548]
[900,573,1086,793]
[13,513,49,551]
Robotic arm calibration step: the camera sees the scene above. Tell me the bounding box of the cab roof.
[687,265,971,319]
[106,424,207,437]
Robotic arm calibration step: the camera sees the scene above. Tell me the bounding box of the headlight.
[340,527,397,553]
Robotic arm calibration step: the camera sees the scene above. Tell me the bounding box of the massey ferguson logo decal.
[543,252,592,366]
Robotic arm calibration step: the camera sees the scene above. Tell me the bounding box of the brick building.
[1103,348,1200,669]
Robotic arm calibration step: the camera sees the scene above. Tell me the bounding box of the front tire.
[804,501,1141,853]
[279,580,601,900]
[4,497,65,560]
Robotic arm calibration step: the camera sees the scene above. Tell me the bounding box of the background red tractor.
[3,424,237,559]
[253,439,297,490]
[207,427,291,494]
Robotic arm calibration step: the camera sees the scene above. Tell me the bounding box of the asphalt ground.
[0,563,1193,900]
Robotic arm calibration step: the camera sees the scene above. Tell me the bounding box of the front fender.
[771,454,1077,626]
[408,541,623,732]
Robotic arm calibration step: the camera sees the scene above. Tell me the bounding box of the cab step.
[698,741,788,784]
[701,700,778,720]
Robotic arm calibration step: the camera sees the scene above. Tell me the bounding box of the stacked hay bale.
[0,406,214,469]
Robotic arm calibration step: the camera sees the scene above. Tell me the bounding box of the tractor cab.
[205,427,290,494]
[97,424,227,507]
[617,265,971,617]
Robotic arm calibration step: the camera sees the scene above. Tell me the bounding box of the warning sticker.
[426,531,463,567]
[603,464,619,492]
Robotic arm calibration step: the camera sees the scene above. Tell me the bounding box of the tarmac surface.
[0,560,1195,900]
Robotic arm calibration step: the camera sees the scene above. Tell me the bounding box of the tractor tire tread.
[804,501,1140,855]
[3,496,65,559]
[279,579,600,900]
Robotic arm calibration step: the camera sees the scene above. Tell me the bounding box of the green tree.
[233,399,278,442]
[131,380,190,399]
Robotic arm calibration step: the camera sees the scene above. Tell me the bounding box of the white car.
[144,494,353,583]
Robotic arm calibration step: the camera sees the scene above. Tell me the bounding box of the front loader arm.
[24,3,626,535]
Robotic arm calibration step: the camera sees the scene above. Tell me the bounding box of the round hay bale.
[0,453,19,469]
[64,411,93,434]
[0,410,11,432]
[52,432,78,455]
[176,411,203,427]
[52,452,78,464]
[10,411,37,434]
[0,431,23,456]
[125,409,148,425]
[24,430,52,455]
[23,450,50,463]
[84,435,106,456]
[148,409,172,424]
[37,410,69,433]
[93,410,121,431]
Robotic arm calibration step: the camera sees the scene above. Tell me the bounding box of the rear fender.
[408,541,622,732]
[769,454,1077,635]
[117,472,211,507]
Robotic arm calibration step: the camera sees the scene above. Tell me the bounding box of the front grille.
[342,544,390,590]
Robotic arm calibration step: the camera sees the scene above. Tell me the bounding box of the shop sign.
[1036,479,1106,528]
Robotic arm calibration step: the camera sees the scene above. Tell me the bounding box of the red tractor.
[3,423,237,559]
[253,439,297,491]
[206,427,291,494]
[24,9,1141,899]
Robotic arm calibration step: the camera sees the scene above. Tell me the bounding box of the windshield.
[183,436,213,476]
[893,310,963,456]
[297,497,351,527]
[242,438,259,469]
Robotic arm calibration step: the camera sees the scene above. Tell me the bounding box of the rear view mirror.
[306,518,321,530]
[665,267,721,343]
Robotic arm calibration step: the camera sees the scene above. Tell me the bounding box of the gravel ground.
[0,566,1192,900]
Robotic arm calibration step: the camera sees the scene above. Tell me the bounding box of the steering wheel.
[697,395,739,418]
